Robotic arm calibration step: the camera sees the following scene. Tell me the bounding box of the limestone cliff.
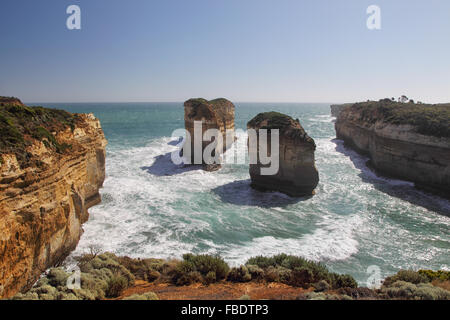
[330,104,352,118]
[247,112,319,197]
[0,99,107,298]
[183,98,235,170]
[335,100,450,197]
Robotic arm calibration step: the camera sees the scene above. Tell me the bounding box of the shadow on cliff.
[333,139,450,216]
[212,179,310,208]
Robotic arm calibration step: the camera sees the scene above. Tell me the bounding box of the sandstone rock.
[0,102,107,298]
[247,112,319,197]
[183,98,235,170]
[335,100,450,197]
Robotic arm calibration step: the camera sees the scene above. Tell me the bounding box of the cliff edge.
[335,99,450,197]
[0,98,107,298]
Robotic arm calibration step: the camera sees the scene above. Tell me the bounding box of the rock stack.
[247,112,319,197]
[183,98,235,170]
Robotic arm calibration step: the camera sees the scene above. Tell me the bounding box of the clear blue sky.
[1,0,449,103]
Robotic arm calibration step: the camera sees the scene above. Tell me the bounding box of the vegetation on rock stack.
[348,99,450,138]
[247,112,315,144]
[0,96,78,166]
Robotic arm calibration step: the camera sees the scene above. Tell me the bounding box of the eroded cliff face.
[0,109,107,298]
[183,98,235,170]
[335,102,450,197]
[247,112,319,197]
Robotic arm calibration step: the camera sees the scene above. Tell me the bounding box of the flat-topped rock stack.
[183,98,235,170]
[247,112,319,197]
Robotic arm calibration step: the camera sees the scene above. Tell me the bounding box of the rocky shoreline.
[334,100,450,198]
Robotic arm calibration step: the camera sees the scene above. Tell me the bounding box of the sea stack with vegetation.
[183,98,235,171]
[335,99,450,197]
[247,112,319,197]
[0,97,107,299]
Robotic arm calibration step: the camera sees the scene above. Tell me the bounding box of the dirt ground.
[117,280,314,300]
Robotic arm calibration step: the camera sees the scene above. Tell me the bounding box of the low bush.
[170,254,230,286]
[227,266,251,283]
[246,265,264,280]
[105,273,128,298]
[381,280,450,300]
[123,292,159,300]
[383,270,429,287]
[418,270,450,282]
[245,254,357,289]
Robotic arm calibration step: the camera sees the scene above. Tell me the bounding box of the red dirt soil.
[117,280,314,300]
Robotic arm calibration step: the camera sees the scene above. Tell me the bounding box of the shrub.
[170,254,230,286]
[228,266,251,283]
[337,287,377,299]
[383,270,429,287]
[313,280,330,292]
[246,265,264,280]
[118,256,164,281]
[183,254,230,280]
[46,268,70,287]
[264,266,281,283]
[123,292,159,300]
[239,294,251,300]
[381,280,450,300]
[331,274,358,289]
[106,274,128,298]
[204,271,217,285]
[418,270,450,282]
[245,254,357,289]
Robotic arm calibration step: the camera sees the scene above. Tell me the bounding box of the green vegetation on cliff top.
[0,97,78,165]
[348,100,450,138]
[247,111,315,145]
[11,252,450,300]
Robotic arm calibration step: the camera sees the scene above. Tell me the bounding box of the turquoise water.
[36,102,450,285]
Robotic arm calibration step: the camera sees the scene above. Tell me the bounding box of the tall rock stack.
[247,112,319,197]
[183,98,235,170]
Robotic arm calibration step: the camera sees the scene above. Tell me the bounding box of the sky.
[1,0,449,103]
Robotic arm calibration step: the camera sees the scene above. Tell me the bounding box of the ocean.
[32,102,450,285]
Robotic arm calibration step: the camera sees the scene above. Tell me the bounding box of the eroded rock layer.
[183,98,235,169]
[247,112,319,197]
[0,101,107,298]
[335,100,450,197]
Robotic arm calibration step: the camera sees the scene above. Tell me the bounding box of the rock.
[335,100,450,198]
[247,112,319,197]
[0,96,24,107]
[330,103,352,118]
[183,98,235,169]
[0,101,107,298]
